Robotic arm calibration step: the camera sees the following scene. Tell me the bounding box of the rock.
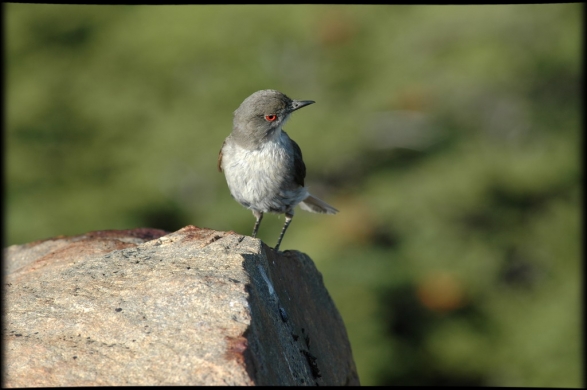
[3,226,360,386]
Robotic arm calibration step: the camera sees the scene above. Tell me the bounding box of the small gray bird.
[218,89,338,251]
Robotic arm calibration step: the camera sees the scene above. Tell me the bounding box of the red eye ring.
[264,114,277,122]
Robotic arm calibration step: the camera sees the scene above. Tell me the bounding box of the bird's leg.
[252,211,264,238]
[274,212,293,252]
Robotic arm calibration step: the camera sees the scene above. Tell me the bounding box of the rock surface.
[3,226,360,386]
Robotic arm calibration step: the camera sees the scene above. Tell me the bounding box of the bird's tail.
[299,194,339,214]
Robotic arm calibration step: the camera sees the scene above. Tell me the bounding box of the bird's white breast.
[221,132,308,213]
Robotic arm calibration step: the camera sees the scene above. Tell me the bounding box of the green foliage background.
[5,4,582,386]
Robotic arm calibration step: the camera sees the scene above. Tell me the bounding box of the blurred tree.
[5,3,582,386]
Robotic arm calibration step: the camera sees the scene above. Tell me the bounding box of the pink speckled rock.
[4,226,360,386]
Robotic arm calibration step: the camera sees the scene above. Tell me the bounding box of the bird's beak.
[290,100,315,112]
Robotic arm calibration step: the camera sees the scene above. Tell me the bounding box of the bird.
[218,89,338,251]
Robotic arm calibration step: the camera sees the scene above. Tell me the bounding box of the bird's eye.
[264,114,277,122]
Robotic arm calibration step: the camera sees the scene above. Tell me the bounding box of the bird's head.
[232,89,314,146]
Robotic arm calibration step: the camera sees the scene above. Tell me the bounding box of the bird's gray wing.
[287,133,306,187]
[218,140,225,172]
